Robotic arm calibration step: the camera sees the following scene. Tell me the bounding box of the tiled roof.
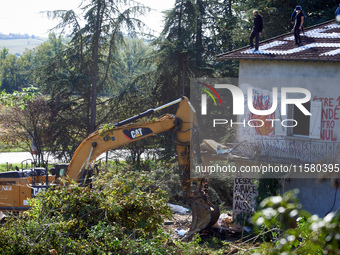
[217,20,340,62]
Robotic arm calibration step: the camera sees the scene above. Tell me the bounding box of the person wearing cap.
[291,6,305,45]
[249,10,263,51]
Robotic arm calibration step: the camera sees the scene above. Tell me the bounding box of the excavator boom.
[0,97,219,236]
[66,97,219,236]
[67,114,176,181]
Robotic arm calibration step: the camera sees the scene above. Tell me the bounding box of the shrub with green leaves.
[93,170,172,235]
[28,171,172,236]
[0,170,173,254]
[250,189,340,255]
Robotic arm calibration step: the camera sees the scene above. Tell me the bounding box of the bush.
[93,170,172,235]
[148,161,234,208]
[0,169,173,254]
[250,190,340,254]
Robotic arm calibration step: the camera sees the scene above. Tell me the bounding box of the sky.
[0,0,175,37]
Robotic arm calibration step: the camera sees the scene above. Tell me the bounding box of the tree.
[109,37,155,96]
[234,0,336,41]
[0,92,51,164]
[47,0,150,133]
[0,53,18,92]
[0,34,65,93]
[153,0,206,102]
[298,0,336,25]
[107,37,163,167]
[204,0,239,77]
[0,47,9,60]
[0,86,84,164]
[30,36,159,161]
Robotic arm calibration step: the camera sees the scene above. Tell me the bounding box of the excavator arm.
[67,114,176,182]
[65,97,219,236]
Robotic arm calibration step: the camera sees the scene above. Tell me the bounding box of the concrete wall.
[238,60,340,104]
[237,59,340,143]
[282,178,340,217]
[239,60,340,79]
[236,60,340,216]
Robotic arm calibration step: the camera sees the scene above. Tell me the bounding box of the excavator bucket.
[178,165,220,238]
[186,197,220,237]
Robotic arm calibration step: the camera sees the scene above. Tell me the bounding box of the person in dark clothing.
[249,10,263,51]
[336,0,340,19]
[291,6,305,45]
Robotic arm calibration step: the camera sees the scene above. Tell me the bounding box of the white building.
[217,20,340,216]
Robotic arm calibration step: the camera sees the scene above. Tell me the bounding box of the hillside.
[0,37,48,56]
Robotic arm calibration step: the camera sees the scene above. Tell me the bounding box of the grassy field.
[0,37,47,55]
[0,162,57,172]
[0,162,26,172]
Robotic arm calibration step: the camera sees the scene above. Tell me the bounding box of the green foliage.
[255,178,281,209]
[146,161,234,208]
[148,162,185,205]
[45,0,151,133]
[101,37,167,166]
[0,86,39,109]
[95,170,172,235]
[28,171,171,237]
[0,139,27,153]
[0,94,51,163]
[153,0,218,101]
[0,169,175,254]
[0,53,18,92]
[298,0,337,25]
[250,190,340,254]
[0,34,63,93]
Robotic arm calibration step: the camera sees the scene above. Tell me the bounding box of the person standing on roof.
[249,10,263,51]
[291,6,305,45]
[335,0,340,20]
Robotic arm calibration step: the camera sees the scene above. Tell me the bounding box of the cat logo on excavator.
[123,127,153,140]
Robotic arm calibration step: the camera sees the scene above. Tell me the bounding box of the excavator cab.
[50,164,68,179]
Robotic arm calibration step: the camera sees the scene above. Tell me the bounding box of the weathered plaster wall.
[239,60,340,79]
[238,60,340,102]
[282,178,340,217]
[236,60,340,216]
[237,59,340,142]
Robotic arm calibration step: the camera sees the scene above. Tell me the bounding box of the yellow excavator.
[0,97,219,236]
